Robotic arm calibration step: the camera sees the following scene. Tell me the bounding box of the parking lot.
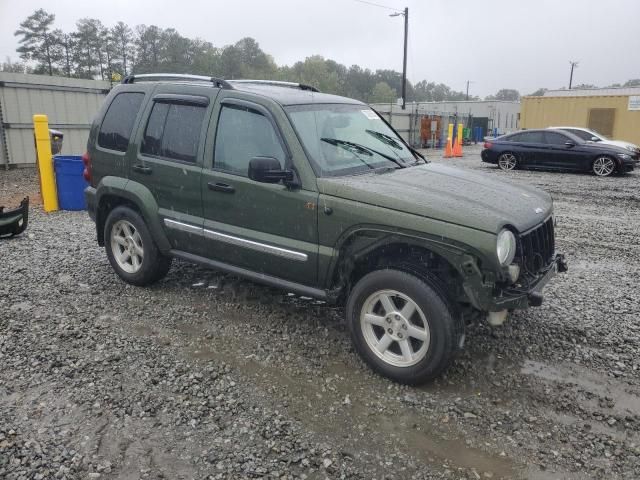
[1,146,639,479]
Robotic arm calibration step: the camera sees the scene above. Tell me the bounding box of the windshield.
[567,128,605,142]
[286,104,416,177]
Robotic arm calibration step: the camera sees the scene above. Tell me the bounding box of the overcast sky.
[1,0,638,97]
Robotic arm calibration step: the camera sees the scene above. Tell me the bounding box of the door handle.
[208,182,235,193]
[132,164,152,174]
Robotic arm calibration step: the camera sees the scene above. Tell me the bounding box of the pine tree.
[14,9,60,75]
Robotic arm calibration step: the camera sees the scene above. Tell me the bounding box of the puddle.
[546,410,640,444]
[521,360,640,417]
[174,322,521,479]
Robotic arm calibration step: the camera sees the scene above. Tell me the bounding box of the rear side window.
[98,92,144,152]
[519,131,545,143]
[544,132,569,145]
[141,102,206,163]
[214,104,285,176]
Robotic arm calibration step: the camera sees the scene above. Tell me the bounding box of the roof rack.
[121,73,232,89]
[228,79,319,93]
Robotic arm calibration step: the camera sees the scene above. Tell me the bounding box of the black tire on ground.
[104,206,171,286]
[346,269,459,385]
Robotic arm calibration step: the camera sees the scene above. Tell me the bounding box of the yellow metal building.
[520,88,640,145]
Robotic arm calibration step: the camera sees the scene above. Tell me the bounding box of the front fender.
[95,177,171,252]
[320,224,495,294]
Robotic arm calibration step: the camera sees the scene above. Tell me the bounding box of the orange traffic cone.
[444,138,453,158]
[453,139,463,157]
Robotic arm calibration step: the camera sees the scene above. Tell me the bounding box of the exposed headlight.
[625,145,637,152]
[617,153,632,160]
[496,229,516,266]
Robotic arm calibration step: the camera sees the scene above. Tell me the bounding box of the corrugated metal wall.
[371,100,521,147]
[0,73,110,167]
[521,95,640,145]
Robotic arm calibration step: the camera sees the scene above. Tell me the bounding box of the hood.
[599,139,640,153]
[583,141,636,156]
[317,164,552,234]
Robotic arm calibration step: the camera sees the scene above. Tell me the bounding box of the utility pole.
[402,7,408,110]
[569,61,579,89]
[390,7,408,109]
[465,80,474,101]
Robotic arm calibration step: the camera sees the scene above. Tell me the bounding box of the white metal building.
[370,100,521,146]
[0,72,110,168]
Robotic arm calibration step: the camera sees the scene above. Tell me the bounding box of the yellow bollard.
[33,114,58,212]
[457,124,464,147]
[447,123,454,140]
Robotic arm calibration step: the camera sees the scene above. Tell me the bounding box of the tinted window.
[141,103,169,157]
[505,133,522,142]
[518,131,545,143]
[162,104,206,162]
[214,105,285,175]
[564,129,593,141]
[141,102,206,163]
[98,93,144,152]
[544,132,569,145]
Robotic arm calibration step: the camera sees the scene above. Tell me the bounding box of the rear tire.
[498,152,518,171]
[346,269,459,385]
[104,206,171,286]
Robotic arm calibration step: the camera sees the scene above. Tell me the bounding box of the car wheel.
[346,269,459,385]
[498,153,518,171]
[592,156,616,177]
[104,206,171,286]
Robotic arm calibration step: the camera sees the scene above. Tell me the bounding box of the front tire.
[104,206,171,286]
[346,269,459,385]
[592,156,616,177]
[498,152,518,171]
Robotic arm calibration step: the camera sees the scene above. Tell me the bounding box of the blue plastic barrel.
[54,155,89,210]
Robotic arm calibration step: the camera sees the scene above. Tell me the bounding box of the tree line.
[3,8,477,104]
[5,9,639,103]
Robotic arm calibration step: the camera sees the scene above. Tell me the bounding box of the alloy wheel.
[498,153,517,171]
[360,289,430,368]
[592,156,615,177]
[110,219,144,274]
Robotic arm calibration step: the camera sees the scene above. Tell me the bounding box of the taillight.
[484,142,493,149]
[82,151,92,183]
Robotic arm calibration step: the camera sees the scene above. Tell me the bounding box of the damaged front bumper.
[463,253,568,313]
[0,197,29,238]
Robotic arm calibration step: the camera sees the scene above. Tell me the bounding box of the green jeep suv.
[84,73,567,384]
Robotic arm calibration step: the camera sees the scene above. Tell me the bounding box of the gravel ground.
[1,148,640,479]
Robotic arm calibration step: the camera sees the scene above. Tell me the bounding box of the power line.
[352,0,403,13]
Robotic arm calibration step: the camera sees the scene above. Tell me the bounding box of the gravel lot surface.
[1,147,640,479]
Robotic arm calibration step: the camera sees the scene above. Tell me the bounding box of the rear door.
[128,86,218,256]
[516,131,547,167]
[502,131,544,167]
[200,95,319,285]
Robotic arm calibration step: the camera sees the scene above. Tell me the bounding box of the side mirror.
[564,141,575,148]
[591,136,600,142]
[248,156,293,184]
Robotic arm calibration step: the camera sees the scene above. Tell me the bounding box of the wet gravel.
[1,148,640,479]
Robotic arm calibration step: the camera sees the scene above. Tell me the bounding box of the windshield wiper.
[320,138,406,169]
[320,138,374,170]
[365,129,403,150]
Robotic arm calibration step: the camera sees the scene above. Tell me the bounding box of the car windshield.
[568,128,606,142]
[286,104,416,177]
